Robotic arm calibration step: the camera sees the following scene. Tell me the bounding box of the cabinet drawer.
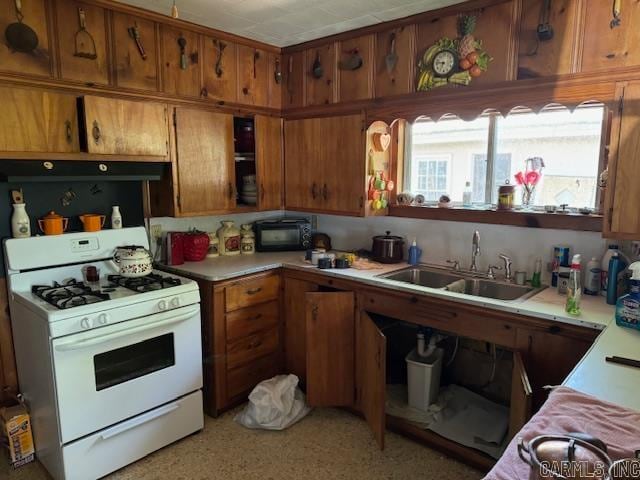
[226,301,280,341]
[226,328,279,369]
[227,353,280,399]
[225,275,280,312]
[361,291,516,348]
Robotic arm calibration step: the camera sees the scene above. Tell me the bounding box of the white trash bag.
[235,374,311,430]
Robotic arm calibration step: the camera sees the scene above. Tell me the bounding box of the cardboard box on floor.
[1,403,35,468]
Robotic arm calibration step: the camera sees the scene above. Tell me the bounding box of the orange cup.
[38,211,69,236]
[79,214,106,232]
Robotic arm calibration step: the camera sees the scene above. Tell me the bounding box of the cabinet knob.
[242,87,249,95]
[65,120,72,143]
[311,182,318,199]
[322,183,328,201]
[200,87,208,97]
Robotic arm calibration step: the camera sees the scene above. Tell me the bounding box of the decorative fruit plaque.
[416,14,492,91]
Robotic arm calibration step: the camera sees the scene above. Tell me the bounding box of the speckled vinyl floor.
[0,407,483,480]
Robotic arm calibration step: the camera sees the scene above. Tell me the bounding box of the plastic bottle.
[616,262,640,331]
[408,239,422,266]
[584,257,601,296]
[531,257,542,288]
[565,254,582,316]
[601,244,620,296]
[606,252,627,305]
[462,181,472,207]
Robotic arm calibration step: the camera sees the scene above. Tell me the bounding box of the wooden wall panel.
[55,0,110,85]
[112,11,159,91]
[161,25,200,98]
[283,51,304,108]
[338,34,374,102]
[517,0,580,79]
[237,45,269,107]
[580,0,640,73]
[268,52,282,109]
[201,35,237,102]
[0,0,52,77]
[374,25,415,98]
[304,43,336,106]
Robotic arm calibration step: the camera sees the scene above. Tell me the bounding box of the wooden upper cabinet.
[80,96,168,157]
[255,115,283,211]
[282,51,304,108]
[305,291,355,407]
[517,0,579,79]
[0,86,79,153]
[201,36,237,102]
[338,34,374,102]
[161,26,200,98]
[357,311,386,450]
[237,45,269,107]
[55,0,109,85]
[375,26,415,98]
[174,108,235,215]
[305,43,336,106]
[605,82,640,238]
[268,52,283,109]
[581,0,640,73]
[112,12,159,91]
[0,0,52,77]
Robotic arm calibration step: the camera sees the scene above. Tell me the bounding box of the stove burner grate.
[107,274,181,293]
[32,280,110,309]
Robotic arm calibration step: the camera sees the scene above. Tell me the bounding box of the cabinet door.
[374,25,414,98]
[509,351,532,440]
[0,87,79,153]
[174,108,235,215]
[283,277,318,381]
[284,118,319,210]
[0,0,51,77]
[282,51,304,108]
[515,326,595,412]
[256,115,283,211]
[112,12,159,92]
[581,0,640,73]
[202,36,237,102]
[81,96,168,157]
[322,114,365,215]
[237,45,269,107]
[606,82,640,237]
[55,0,109,85]
[337,34,373,102]
[305,292,355,407]
[305,43,336,106]
[161,26,200,98]
[357,311,386,450]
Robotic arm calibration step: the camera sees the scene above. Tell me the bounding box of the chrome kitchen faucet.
[470,230,480,272]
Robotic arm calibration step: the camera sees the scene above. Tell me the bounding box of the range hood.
[0,160,166,182]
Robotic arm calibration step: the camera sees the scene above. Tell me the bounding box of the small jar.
[206,233,219,258]
[240,224,255,255]
[217,221,240,256]
[498,183,515,211]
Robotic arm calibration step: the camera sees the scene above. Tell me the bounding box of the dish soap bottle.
[565,254,582,316]
[407,239,422,265]
[616,262,640,331]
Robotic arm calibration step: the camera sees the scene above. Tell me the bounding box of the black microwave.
[254,218,311,252]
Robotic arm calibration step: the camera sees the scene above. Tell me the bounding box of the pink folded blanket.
[484,386,640,480]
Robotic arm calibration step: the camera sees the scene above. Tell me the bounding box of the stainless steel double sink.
[378,265,546,302]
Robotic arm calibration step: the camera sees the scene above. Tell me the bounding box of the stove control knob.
[158,300,167,311]
[98,313,108,325]
[80,318,91,330]
[170,297,181,308]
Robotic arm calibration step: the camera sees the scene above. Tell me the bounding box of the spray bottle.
[615,262,640,331]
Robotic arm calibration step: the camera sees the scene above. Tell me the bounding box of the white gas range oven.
[3,227,203,480]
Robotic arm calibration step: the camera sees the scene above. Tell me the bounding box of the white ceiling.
[118,0,466,47]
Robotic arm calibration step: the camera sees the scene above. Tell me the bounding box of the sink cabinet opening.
[367,313,531,464]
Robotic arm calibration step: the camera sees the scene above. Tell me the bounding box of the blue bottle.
[616,262,640,330]
[606,252,627,305]
[408,239,422,266]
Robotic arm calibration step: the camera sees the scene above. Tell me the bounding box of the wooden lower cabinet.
[199,270,283,416]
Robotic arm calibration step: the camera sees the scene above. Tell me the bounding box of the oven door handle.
[99,401,180,441]
[54,307,199,352]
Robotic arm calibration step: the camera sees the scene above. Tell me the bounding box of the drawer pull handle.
[249,340,263,349]
[250,314,263,321]
[65,120,72,143]
[92,120,101,144]
[246,287,262,295]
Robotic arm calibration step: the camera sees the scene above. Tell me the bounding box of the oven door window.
[93,333,175,391]
[260,228,300,246]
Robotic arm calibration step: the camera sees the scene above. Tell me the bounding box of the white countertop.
[159,252,613,330]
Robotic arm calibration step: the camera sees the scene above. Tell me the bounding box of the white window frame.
[409,153,452,202]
